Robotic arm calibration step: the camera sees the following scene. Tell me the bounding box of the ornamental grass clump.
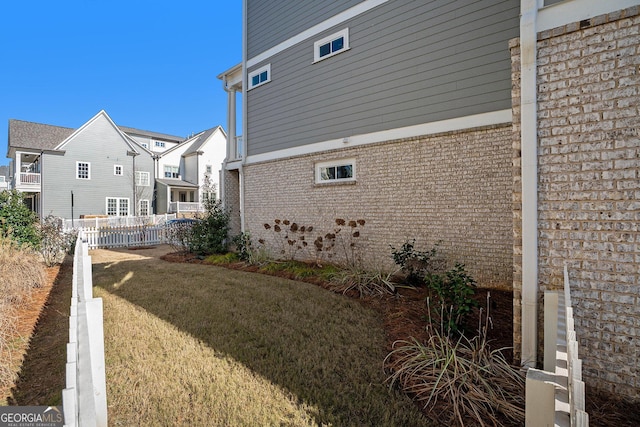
[385,299,525,426]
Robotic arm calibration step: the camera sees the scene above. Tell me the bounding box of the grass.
[91,247,430,426]
[0,236,47,399]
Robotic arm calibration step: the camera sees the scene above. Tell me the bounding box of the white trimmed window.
[76,161,90,180]
[139,199,150,216]
[155,141,165,148]
[248,64,271,90]
[315,158,355,183]
[206,165,212,174]
[314,28,349,63]
[114,165,123,176]
[164,165,179,178]
[141,143,148,149]
[135,171,150,187]
[106,197,129,216]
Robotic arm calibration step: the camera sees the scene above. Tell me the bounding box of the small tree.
[0,190,40,248]
[39,215,77,267]
[188,198,229,255]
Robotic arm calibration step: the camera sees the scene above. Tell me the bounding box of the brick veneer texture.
[243,125,514,290]
[513,7,640,399]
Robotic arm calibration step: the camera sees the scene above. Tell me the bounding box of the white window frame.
[164,165,179,179]
[106,197,130,217]
[76,161,91,180]
[141,143,148,149]
[248,63,271,90]
[155,141,165,148]
[114,165,123,176]
[205,164,212,174]
[315,158,356,184]
[135,171,150,187]
[139,199,150,216]
[313,28,350,63]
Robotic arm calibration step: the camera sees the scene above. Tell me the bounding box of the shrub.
[390,240,442,284]
[385,303,525,426]
[166,221,194,253]
[39,215,76,267]
[0,190,40,248]
[425,263,478,333]
[188,199,229,255]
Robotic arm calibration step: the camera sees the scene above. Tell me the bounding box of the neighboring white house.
[154,126,227,215]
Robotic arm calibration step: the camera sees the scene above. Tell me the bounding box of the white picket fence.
[62,232,108,427]
[62,214,176,231]
[525,265,588,426]
[82,225,167,249]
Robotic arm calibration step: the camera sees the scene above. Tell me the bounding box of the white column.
[520,0,541,368]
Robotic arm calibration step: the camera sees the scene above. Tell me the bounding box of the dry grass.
[91,246,430,426]
[385,304,525,426]
[0,236,46,394]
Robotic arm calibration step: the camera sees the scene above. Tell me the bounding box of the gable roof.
[8,119,75,153]
[54,110,140,154]
[118,125,184,143]
[183,126,225,156]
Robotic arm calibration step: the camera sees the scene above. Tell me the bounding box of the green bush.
[390,240,441,284]
[425,263,478,333]
[0,190,40,248]
[188,199,229,255]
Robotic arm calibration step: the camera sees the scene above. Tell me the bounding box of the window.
[248,64,271,90]
[315,159,355,183]
[139,199,150,216]
[114,165,123,176]
[155,141,165,148]
[135,171,150,187]
[314,28,349,62]
[76,162,90,180]
[141,143,148,149]
[164,165,179,178]
[106,197,129,216]
[206,165,212,174]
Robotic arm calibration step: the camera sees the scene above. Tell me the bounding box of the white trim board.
[245,109,512,164]
[247,0,389,68]
[538,0,640,32]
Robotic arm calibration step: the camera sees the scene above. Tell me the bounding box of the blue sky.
[0,0,242,166]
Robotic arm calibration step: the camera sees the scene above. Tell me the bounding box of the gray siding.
[41,115,155,219]
[247,0,363,58]
[246,0,519,156]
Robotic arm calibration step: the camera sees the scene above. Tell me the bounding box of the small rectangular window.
[155,141,165,148]
[114,165,123,176]
[77,162,90,180]
[139,199,150,216]
[248,64,271,90]
[314,28,349,63]
[315,158,356,184]
[135,171,150,187]
[164,165,179,179]
[206,165,212,174]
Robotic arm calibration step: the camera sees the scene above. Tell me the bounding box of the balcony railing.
[168,202,204,213]
[15,172,41,190]
[234,136,243,160]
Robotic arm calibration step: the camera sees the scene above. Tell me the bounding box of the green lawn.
[91,247,430,426]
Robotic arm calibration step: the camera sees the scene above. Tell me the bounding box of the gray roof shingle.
[8,119,75,152]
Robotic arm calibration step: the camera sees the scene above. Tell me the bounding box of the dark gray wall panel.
[247,0,363,58]
[246,0,520,156]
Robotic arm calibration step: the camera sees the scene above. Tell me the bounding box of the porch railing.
[168,202,203,213]
[18,172,41,186]
[62,214,176,231]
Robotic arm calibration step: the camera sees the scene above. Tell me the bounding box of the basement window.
[315,158,355,184]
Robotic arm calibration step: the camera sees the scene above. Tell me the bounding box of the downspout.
[240,0,248,233]
[520,0,541,367]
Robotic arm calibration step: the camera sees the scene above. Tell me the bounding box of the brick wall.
[222,169,241,237]
[243,125,514,289]
[513,7,640,398]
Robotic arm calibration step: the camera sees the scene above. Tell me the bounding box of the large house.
[6,110,226,219]
[218,0,640,400]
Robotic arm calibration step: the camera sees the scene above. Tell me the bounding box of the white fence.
[62,214,176,231]
[82,225,166,249]
[62,232,108,427]
[525,265,588,426]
